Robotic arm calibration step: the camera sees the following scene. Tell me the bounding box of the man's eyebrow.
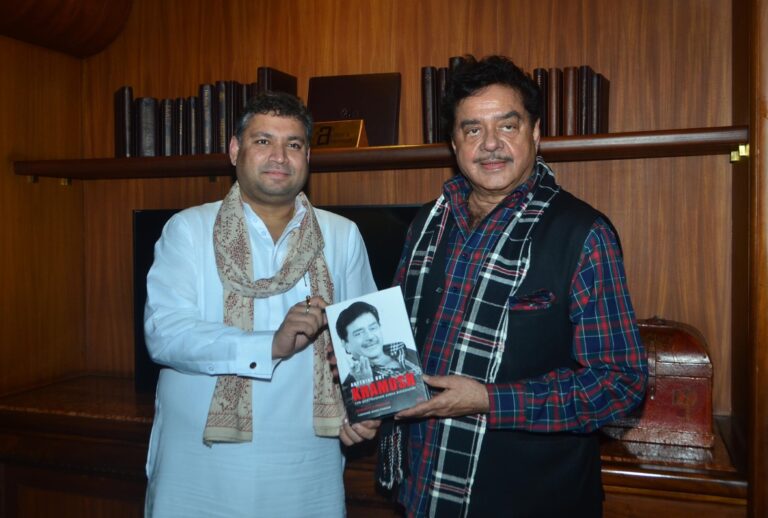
[458,111,524,129]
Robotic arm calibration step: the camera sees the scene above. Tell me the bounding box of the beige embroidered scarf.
[203,182,344,444]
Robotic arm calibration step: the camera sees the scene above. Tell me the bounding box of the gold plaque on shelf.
[311,120,368,148]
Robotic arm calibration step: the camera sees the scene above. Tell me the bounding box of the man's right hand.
[272,296,328,359]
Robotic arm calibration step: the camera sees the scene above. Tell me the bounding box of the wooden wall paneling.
[83,177,232,374]
[749,0,768,515]
[556,155,733,414]
[0,37,85,394]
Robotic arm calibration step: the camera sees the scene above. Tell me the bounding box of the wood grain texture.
[73,0,737,414]
[749,0,767,515]
[0,0,133,58]
[0,37,85,394]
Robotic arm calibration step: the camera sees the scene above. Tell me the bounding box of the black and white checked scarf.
[379,158,560,516]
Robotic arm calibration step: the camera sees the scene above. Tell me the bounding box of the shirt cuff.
[485,382,526,429]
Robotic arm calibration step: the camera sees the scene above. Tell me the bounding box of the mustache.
[473,154,513,164]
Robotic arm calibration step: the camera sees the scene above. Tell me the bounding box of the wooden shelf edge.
[13,126,748,180]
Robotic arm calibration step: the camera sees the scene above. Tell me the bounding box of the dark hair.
[235,91,313,144]
[336,301,380,341]
[441,55,542,139]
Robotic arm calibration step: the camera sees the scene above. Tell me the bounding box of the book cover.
[562,66,579,136]
[326,286,429,423]
[257,66,298,95]
[547,67,562,137]
[532,68,548,137]
[133,97,158,157]
[114,86,133,157]
[421,66,438,144]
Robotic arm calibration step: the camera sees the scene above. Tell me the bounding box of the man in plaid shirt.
[376,55,648,517]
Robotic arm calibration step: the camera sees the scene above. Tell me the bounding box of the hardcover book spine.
[598,74,610,134]
[173,98,185,155]
[436,67,448,141]
[532,68,549,137]
[198,84,214,154]
[214,81,228,153]
[184,96,198,155]
[578,65,595,135]
[133,97,158,157]
[421,66,437,144]
[159,98,174,157]
[547,68,562,137]
[114,86,133,158]
[562,66,579,136]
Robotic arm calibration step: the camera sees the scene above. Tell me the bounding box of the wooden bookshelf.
[13,126,748,180]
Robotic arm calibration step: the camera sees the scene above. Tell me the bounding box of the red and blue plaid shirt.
[395,173,647,515]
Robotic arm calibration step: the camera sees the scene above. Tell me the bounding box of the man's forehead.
[247,113,305,136]
[457,84,527,118]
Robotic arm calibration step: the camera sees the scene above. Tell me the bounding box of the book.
[325,286,429,423]
[159,98,174,156]
[184,96,198,155]
[198,84,214,154]
[547,67,562,137]
[173,98,185,155]
[435,67,449,141]
[133,97,158,157]
[114,86,133,157]
[214,80,229,153]
[532,68,549,137]
[421,66,438,144]
[562,66,579,136]
[256,66,297,95]
[578,65,595,135]
[307,72,402,146]
[592,73,610,134]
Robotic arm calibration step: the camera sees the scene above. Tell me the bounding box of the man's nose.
[482,130,501,152]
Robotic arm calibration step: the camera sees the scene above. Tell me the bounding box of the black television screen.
[132,204,421,393]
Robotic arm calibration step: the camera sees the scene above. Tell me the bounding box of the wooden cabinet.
[0,376,747,517]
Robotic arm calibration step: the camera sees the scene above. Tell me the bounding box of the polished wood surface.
[0,0,133,58]
[13,126,749,179]
[749,0,768,515]
[0,37,85,395]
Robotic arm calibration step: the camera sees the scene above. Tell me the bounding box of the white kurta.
[143,197,377,518]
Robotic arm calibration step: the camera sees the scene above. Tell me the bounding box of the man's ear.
[533,118,541,153]
[228,135,240,166]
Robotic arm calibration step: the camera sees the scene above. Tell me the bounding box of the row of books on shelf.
[421,57,609,142]
[114,67,296,158]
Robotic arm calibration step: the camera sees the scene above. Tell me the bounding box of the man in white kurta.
[143,92,377,517]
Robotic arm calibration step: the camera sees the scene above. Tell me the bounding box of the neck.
[467,191,502,229]
[247,200,296,242]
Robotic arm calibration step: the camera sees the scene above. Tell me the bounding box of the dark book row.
[114,67,297,158]
[421,58,609,142]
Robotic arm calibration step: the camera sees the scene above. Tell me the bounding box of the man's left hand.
[395,375,489,419]
[339,419,380,446]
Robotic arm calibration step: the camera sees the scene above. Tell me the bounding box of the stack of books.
[114,67,297,158]
[421,58,609,143]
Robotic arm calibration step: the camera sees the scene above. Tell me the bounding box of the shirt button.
[249,362,257,369]
[425,318,431,324]
[435,287,443,294]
